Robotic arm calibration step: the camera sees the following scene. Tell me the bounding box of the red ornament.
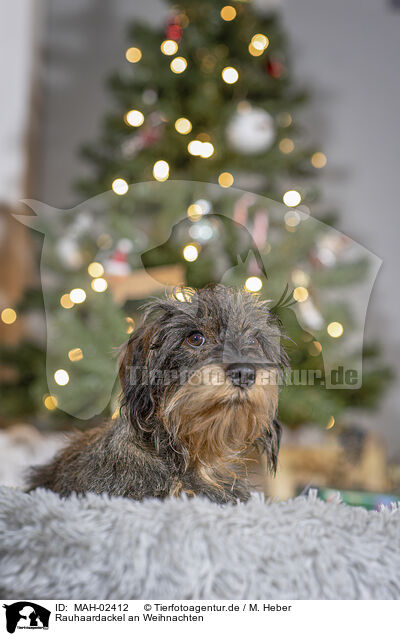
[267,59,285,78]
[166,23,182,41]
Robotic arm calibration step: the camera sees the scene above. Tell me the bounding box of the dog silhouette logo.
[3,602,50,633]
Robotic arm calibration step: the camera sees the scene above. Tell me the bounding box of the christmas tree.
[1,0,391,428]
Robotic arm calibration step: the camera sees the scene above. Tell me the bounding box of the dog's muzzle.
[226,363,256,388]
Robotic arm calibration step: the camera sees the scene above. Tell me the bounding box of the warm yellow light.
[245,276,263,292]
[199,142,214,158]
[251,34,269,51]
[161,39,178,55]
[153,159,170,181]
[125,47,142,63]
[60,294,74,309]
[170,56,187,73]
[125,317,135,334]
[311,152,327,168]
[222,66,239,84]
[175,117,192,134]
[283,189,301,207]
[88,262,104,278]
[112,178,129,195]
[91,277,108,293]
[54,369,69,386]
[1,308,17,324]
[293,286,309,302]
[279,138,294,154]
[175,287,194,302]
[125,109,144,127]
[68,348,83,362]
[69,288,86,304]
[218,172,234,188]
[43,394,58,410]
[187,140,203,156]
[220,5,237,20]
[327,321,344,338]
[183,244,199,262]
[291,269,310,287]
[187,203,203,221]
[326,416,335,430]
[248,43,264,57]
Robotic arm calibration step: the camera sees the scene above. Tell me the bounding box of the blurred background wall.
[30,0,400,450]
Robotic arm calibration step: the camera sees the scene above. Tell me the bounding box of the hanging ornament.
[166,18,182,42]
[227,106,276,154]
[266,58,285,78]
[104,239,133,276]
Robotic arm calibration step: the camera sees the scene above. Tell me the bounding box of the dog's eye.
[186,331,206,348]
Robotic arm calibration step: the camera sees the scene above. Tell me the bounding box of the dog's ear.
[118,325,153,390]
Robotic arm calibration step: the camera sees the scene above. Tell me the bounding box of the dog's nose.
[226,363,256,388]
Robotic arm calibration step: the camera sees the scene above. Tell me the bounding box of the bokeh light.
[1,308,17,324]
[293,286,309,302]
[175,117,192,134]
[112,178,129,195]
[170,57,187,73]
[311,152,327,168]
[54,369,69,386]
[69,288,86,304]
[91,278,108,293]
[88,262,104,278]
[183,244,199,262]
[153,160,170,181]
[125,47,142,63]
[327,321,344,338]
[222,66,239,84]
[125,109,144,127]
[161,39,178,55]
[68,348,83,362]
[218,172,234,188]
[283,189,301,207]
[279,138,294,153]
[220,5,237,21]
[43,395,58,410]
[245,276,263,292]
[60,294,74,309]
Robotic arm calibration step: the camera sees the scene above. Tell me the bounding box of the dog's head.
[119,285,289,484]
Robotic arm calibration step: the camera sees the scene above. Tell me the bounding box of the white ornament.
[227,107,275,154]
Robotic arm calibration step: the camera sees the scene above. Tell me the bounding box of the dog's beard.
[159,364,278,488]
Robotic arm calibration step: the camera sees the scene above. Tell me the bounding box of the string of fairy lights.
[0,5,339,424]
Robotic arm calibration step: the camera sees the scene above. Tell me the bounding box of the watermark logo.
[3,602,51,633]
[15,180,381,418]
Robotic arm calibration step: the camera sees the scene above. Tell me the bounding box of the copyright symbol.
[144,604,152,611]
